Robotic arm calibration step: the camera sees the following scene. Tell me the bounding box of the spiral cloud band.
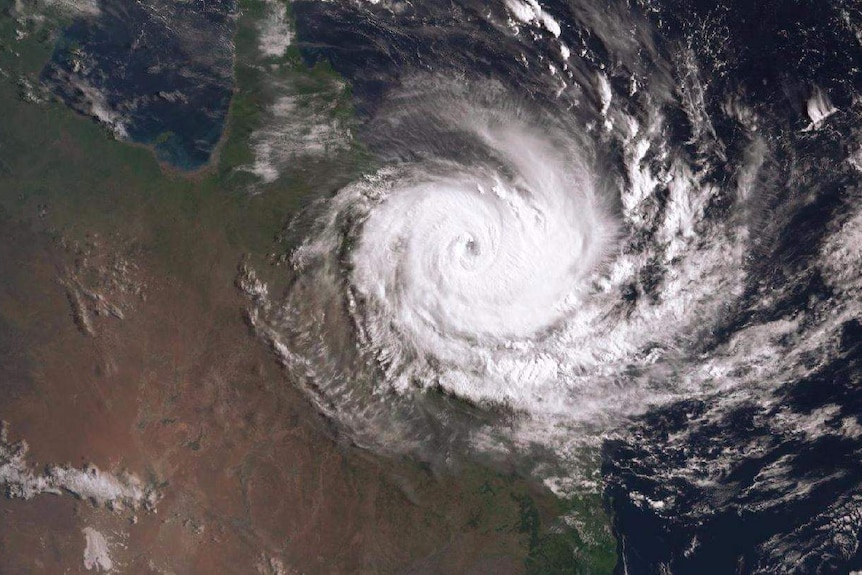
[245,79,755,463]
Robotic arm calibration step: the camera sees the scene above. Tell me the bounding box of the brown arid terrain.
[0,191,557,574]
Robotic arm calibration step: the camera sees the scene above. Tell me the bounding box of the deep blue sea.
[42,0,236,170]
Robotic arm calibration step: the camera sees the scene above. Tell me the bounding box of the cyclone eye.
[464,236,478,255]
[454,233,481,267]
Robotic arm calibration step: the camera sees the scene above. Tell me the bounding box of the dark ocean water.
[604,321,862,573]
[599,3,862,573]
[41,0,236,170]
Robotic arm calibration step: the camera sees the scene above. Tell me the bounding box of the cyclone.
[347,93,620,402]
[247,78,750,453]
[353,138,609,345]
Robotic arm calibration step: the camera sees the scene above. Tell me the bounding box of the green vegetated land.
[0,0,617,572]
